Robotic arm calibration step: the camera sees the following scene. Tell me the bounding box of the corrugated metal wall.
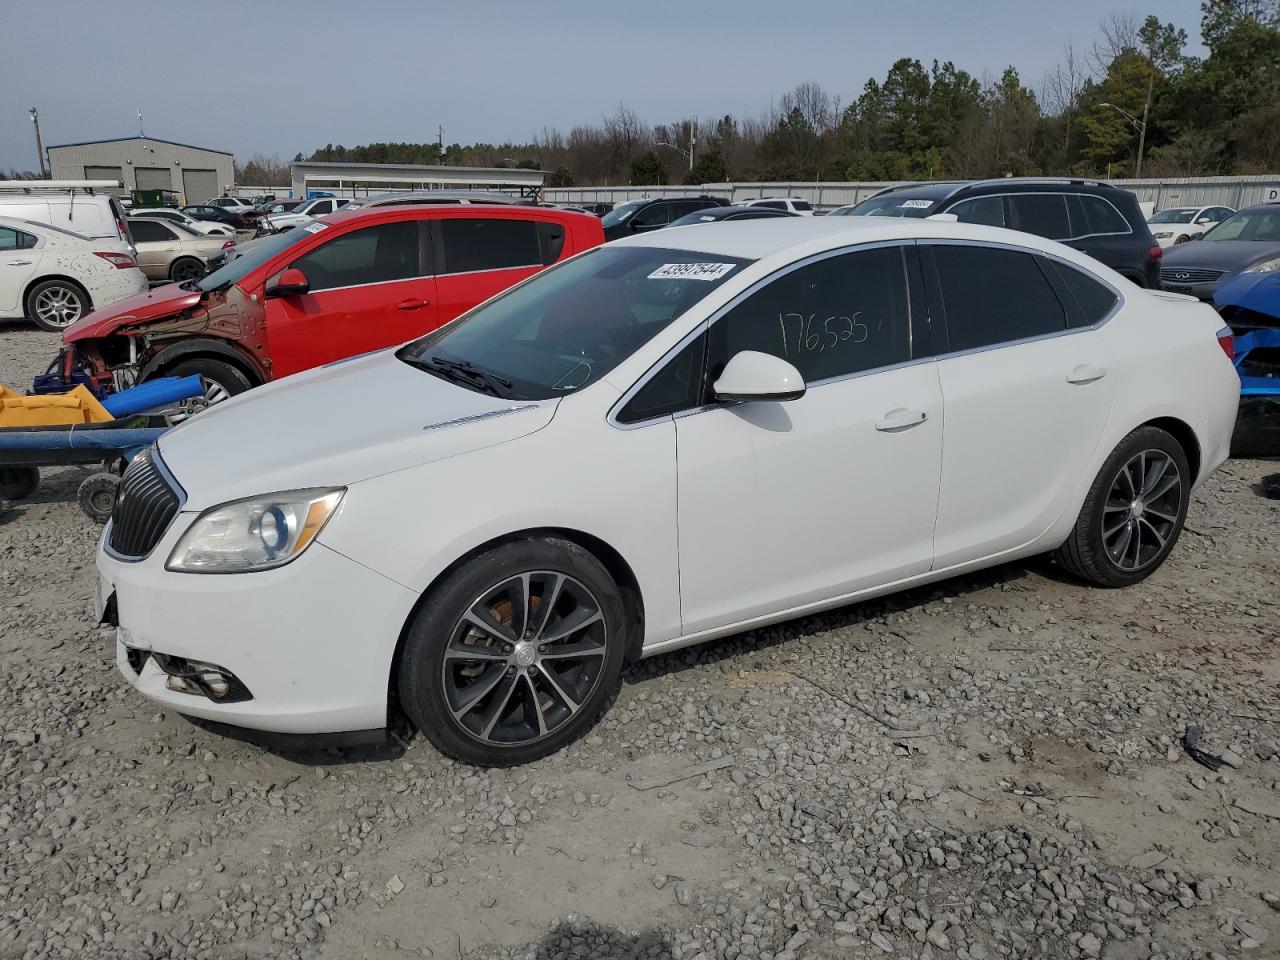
[47,137,235,202]
[546,175,1280,212]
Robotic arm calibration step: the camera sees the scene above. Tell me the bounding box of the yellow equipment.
[0,384,114,428]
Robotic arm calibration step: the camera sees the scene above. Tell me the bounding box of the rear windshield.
[849,194,940,218]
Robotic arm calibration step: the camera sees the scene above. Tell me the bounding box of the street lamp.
[657,119,697,173]
[29,107,47,178]
[1099,102,1148,179]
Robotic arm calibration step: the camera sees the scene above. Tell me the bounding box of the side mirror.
[265,267,310,298]
[713,351,806,403]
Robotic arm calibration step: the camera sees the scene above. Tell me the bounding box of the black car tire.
[0,466,39,501]
[1054,426,1190,587]
[26,279,90,332]
[152,358,253,424]
[169,257,205,282]
[398,537,627,767]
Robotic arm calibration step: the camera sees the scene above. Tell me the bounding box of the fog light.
[151,653,252,703]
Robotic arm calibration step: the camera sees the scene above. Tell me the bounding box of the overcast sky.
[1,0,1209,172]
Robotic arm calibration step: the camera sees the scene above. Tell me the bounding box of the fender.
[138,337,267,385]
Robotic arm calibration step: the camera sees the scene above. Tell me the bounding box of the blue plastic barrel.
[102,376,204,418]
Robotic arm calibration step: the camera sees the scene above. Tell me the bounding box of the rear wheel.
[1054,426,1190,587]
[398,538,627,766]
[27,279,89,332]
[155,358,253,424]
[169,257,205,282]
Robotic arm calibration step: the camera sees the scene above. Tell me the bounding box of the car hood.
[1214,269,1280,322]
[1161,240,1280,271]
[157,349,557,511]
[62,283,208,342]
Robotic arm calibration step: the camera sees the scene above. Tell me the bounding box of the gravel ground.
[1,320,1278,960]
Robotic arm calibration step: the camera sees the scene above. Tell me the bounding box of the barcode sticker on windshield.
[900,199,933,209]
[303,222,330,234]
[648,262,736,281]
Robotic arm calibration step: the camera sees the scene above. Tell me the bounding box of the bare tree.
[1089,12,1140,76]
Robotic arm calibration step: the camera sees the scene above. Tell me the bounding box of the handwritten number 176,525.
[778,312,868,356]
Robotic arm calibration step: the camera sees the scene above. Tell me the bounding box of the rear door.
[923,242,1118,568]
[0,225,41,314]
[264,217,438,377]
[431,214,548,323]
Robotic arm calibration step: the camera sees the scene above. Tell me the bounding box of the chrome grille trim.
[105,447,185,561]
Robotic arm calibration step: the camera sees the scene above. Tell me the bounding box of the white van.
[0,185,133,247]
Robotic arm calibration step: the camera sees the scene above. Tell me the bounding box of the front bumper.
[1160,278,1220,301]
[99,520,420,734]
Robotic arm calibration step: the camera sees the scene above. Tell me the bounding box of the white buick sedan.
[97,218,1239,765]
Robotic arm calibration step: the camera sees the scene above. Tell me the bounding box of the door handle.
[6,259,33,266]
[396,298,429,311]
[874,409,928,432]
[1066,364,1107,385]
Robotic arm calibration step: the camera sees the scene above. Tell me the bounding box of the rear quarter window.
[440,218,541,273]
[1044,259,1119,327]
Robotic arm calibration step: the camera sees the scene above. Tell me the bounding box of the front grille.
[108,447,182,559]
[1161,267,1226,285]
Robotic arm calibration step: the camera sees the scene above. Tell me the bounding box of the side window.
[536,221,566,264]
[707,246,913,385]
[793,201,813,211]
[290,221,422,292]
[310,200,332,215]
[0,227,37,251]
[1008,194,1071,240]
[757,200,787,211]
[1074,195,1129,235]
[671,200,712,219]
[631,203,671,229]
[931,245,1067,351]
[1211,207,1232,222]
[1044,259,1120,328]
[949,196,1005,227]
[129,220,175,243]
[616,332,707,424]
[440,218,540,273]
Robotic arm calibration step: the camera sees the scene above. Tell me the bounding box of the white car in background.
[207,197,256,213]
[1148,205,1235,246]
[743,197,815,216]
[0,216,146,331]
[131,208,236,237]
[256,196,352,234]
[98,217,1238,766]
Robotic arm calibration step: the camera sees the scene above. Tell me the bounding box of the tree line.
[236,0,1278,188]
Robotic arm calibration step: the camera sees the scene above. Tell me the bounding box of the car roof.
[1239,202,1280,213]
[321,204,597,227]
[612,215,1090,264]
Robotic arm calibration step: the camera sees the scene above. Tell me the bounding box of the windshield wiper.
[406,355,514,398]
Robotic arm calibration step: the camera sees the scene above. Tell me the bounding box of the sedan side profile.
[126,217,229,283]
[97,218,1238,766]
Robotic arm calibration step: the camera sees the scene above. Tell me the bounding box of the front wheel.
[398,538,627,766]
[1054,426,1190,587]
[156,358,253,425]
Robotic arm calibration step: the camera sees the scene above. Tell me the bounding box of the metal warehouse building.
[46,136,234,204]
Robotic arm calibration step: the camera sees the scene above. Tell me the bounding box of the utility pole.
[138,110,144,137]
[689,118,696,173]
[1136,74,1152,179]
[29,107,47,177]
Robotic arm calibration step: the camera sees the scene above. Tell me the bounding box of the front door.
[674,244,943,635]
[922,243,1118,568]
[264,219,438,378]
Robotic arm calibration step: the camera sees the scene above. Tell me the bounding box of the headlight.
[166,488,344,573]
[1244,257,1280,274]
[1152,231,1172,239]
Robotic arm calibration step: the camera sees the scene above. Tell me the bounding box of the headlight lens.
[1244,257,1280,274]
[1152,231,1172,239]
[166,488,344,573]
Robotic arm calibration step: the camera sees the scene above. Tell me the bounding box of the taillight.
[1148,245,1163,262]
[94,251,137,269]
[221,240,235,249]
[1216,326,1235,363]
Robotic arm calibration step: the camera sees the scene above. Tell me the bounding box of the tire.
[0,466,39,501]
[26,279,90,332]
[1054,426,1191,587]
[155,358,253,424]
[169,258,205,282]
[398,537,627,766]
[78,472,120,524]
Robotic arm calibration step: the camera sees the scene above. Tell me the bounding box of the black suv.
[845,179,1162,287]
[602,195,730,241]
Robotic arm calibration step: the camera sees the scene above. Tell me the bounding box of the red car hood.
[62,283,209,342]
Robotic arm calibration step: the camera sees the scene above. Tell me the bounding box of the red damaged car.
[59,205,604,410]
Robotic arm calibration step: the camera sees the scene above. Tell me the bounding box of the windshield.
[398,246,751,400]
[1150,209,1196,224]
[1201,208,1280,242]
[195,228,313,291]
[849,195,940,218]
[601,200,645,227]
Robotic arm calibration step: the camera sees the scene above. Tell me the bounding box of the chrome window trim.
[608,239,920,431]
[291,274,431,295]
[943,191,1133,241]
[434,262,542,279]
